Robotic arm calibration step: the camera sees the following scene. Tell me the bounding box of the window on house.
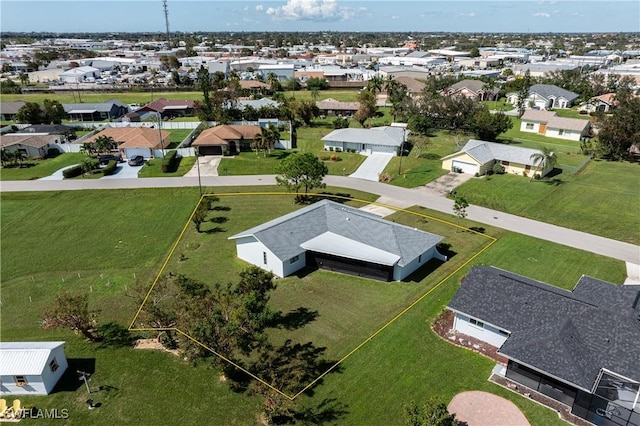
[469,318,484,328]
[502,161,510,166]
[525,123,534,130]
[49,358,59,373]
[418,255,422,263]
[15,376,27,386]
[290,255,299,264]
[263,252,267,265]
[498,329,509,337]
[558,129,564,136]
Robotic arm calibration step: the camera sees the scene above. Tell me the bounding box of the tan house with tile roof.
[192,125,261,155]
[84,127,169,158]
[520,110,591,141]
[0,134,63,158]
[315,98,360,116]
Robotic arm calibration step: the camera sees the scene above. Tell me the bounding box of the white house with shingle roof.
[507,84,580,110]
[520,110,591,141]
[229,200,445,281]
[0,342,68,395]
[442,139,554,177]
[321,126,408,155]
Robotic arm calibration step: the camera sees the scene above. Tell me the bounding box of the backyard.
[0,187,626,425]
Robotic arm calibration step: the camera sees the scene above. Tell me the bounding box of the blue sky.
[1,1,639,33]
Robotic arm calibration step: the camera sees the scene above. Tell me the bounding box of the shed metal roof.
[0,342,65,376]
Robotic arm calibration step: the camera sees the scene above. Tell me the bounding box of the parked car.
[128,155,144,166]
[98,154,122,165]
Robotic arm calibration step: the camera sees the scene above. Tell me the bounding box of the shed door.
[452,160,478,174]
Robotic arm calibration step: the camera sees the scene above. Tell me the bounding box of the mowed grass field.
[0,187,626,425]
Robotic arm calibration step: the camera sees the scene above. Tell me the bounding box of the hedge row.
[102,160,118,176]
[161,150,179,173]
[62,165,83,178]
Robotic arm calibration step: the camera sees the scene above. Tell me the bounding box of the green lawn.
[137,155,196,178]
[168,128,193,145]
[549,108,589,119]
[483,98,515,111]
[0,153,87,180]
[1,188,625,425]
[452,159,640,245]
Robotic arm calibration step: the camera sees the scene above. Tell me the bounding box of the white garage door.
[452,160,478,174]
[370,144,397,154]
[125,148,152,159]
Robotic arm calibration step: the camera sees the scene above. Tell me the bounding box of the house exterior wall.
[452,312,509,348]
[234,236,285,278]
[442,152,480,172]
[282,252,306,277]
[3,143,46,158]
[323,140,345,152]
[0,346,68,395]
[500,161,530,176]
[545,127,585,141]
[520,120,543,134]
[393,246,446,281]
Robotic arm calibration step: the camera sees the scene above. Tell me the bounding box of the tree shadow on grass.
[203,226,225,234]
[50,358,95,393]
[270,307,320,330]
[209,216,228,224]
[294,398,350,425]
[211,205,231,211]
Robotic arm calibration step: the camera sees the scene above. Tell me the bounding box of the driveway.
[422,172,474,196]
[101,162,141,179]
[184,156,221,177]
[39,164,80,181]
[349,153,394,181]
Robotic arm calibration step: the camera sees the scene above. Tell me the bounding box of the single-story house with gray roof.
[322,126,408,155]
[63,99,129,122]
[506,84,580,110]
[447,266,640,426]
[441,139,553,177]
[228,199,445,281]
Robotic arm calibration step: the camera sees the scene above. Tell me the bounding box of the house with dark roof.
[506,84,580,110]
[441,139,554,177]
[0,101,26,121]
[229,199,445,281]
[134,98,197,119]
[315,98,360,117]
[322,126,408,155]
[447,266,640,426]
[192,124,262,155]
[63,99,129,121]
[520,110,591,141]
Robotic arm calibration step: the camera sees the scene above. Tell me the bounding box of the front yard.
[0,152,86,180]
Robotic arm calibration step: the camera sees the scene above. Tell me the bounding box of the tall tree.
[43,99,66,124]
[276,152,328,202]
[592,97,640,159]
[469,107,513,141]
[290,99,319,126]
[42,292,100,342]
[196,65,214,121]
[354,89,377,127]
[529,147,557,181]
[516,69,532,118]
[453,196,469,227]
[15,102,46,124]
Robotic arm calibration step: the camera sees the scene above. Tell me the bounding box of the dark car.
[98,154,122,165]
[128,155,145,166]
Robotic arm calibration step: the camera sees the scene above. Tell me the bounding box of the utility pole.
[195,146,202,196]
[391,122,408,176]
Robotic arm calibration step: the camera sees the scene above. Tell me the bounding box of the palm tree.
[366,76,383,95]
[94,135,116,154]
[529,147,557,182]
[18,72,29,86]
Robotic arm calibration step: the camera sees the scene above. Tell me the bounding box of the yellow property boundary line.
[128,192,497,401]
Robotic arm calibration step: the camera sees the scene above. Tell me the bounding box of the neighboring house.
[63,99,129,122]
[506,84,580,110]
[520,110,591,141]
[441,139,554,177]
[0,341,68,395]
[18,124,77,141]
[447,266,640,426]
[207,59,230,77]
[579,93,619,113]
[394,76,426,98]
[444,79,498,101]
[236,98,280,110]
[228,199,446,282]
[0,101,26,121]
[0,134,64,158]
[134,98,196,119]
[258,64,295,81]
[322,126,408,155]
[192,124,261,155]
[83,127,169,159]
[315,98,360,116]
[238,80,270,94]
[58,66,100,84]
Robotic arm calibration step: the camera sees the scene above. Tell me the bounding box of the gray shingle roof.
[63,98,127,113]
[443,139,547,167]
[322,127,407,147]
[448,266,640,391]
[229,199,443,266]
[529,84,579,102]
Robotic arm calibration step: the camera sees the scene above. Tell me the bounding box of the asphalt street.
[1,174,638,265]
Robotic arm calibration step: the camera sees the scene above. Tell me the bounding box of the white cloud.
[533,12,551,18]
[457,12,476,18]
[244,6,249,11]
[265,0,362,21]
[391,15,400,20]
[255,4,264,11]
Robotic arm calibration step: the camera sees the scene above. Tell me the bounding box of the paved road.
[1,174,638,265]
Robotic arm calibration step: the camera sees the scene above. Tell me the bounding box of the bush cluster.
[62,165,83,178]
[102,160,118,176]
[161,150,179,173]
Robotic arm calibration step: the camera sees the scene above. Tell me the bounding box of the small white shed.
[0,342,68,395]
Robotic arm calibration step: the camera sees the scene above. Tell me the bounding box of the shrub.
[102,159,118,176]
[161,150,179,173]
[474,172,480,177]
[46,147,61,158]
[534,173,541,180]
[378,172,393,182]
[492,163,505,174]
[62,165,83,178]
[335,148,342,152]
[329,154,341,161]
[329,147,334,152]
